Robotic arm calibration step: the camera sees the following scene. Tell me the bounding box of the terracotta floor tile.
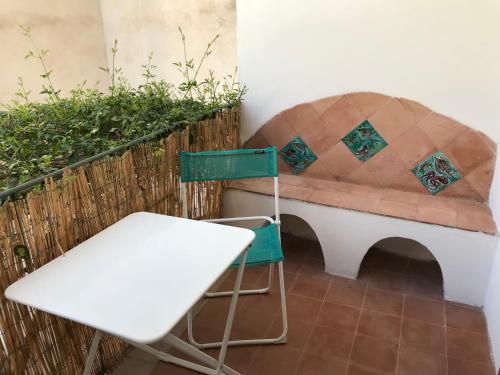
[401,319,446,354]
[367,270,406,294]
[285,293,323,322]
[361,251,410,275]
[192,298,231,331]
[282,247,309,264]
[403,296,444,325]
[236,287,282,312]
[290,274,331,300]
[357,310,401,343]
[347,364,391,375]
[364,288,404,316]
[283,258,305,274]
[397,345,447,375]
[246,345,302,375]
[407,259,442,280]
[447,356,495,375]
[151,361,198,375]
[316,301,361,332]
[298,259,332,281]
[205,346,258,374]
[445,301,488,334]
[189,320,227,343]
[350,334,398,373]
[447,327,492,363]
[215,266,267,291]
[296,352,348,375]
[232,297,279,339]
[259,267,296,295]
[305,325,354,360]
[147,232,496,375]
[326,276,367,308]
[404,275,443,300]
[266,317,314,350]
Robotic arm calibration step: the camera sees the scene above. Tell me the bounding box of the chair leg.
[205,263,274,298]
[187,261,287,349]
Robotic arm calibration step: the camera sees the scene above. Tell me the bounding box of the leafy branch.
[20,25,60,102]
[0,26,246,192]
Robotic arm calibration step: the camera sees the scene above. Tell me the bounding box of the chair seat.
[232,223,283,268]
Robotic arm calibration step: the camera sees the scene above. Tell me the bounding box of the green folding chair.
[180,147,288,348]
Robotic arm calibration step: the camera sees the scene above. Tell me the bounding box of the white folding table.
[5,212,255,375]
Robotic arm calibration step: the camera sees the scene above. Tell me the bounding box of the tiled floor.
[138,234,494,375]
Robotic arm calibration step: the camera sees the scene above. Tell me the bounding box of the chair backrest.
[179,147,280,222]
[179,147,278,183]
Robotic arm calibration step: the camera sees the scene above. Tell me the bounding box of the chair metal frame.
[180,149,288,348]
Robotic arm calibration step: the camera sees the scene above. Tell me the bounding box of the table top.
[5,212,255,344]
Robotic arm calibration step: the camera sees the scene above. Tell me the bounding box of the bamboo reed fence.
[0,108,240,375]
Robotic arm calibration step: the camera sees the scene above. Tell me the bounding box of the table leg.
[216,249,248,375]
[162,334,241,375]
[90,250,249,375]
[82,330,102,375]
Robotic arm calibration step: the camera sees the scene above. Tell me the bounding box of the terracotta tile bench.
[223,92,499,306]
[229,173,497,235]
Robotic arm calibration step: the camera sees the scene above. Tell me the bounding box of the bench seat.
[229,173,497,235]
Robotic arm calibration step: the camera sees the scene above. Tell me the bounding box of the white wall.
[0,1,236,105]
[486,150,500,372]
[99,0,236,89]
[0,0,109,104]
[486,247,500,373]
[236,0,500,142]
[237,0,500,370]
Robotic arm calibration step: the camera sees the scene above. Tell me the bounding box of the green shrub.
[0,27,246,192]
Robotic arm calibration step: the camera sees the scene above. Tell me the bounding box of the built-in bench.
[230,174,496,235]
[224,92,499,306]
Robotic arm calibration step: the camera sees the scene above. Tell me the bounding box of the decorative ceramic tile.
[412,151,462,195]
[280,136,318,174]
[342,120,388,162]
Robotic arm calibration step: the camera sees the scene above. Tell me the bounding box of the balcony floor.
[117,234,494,375]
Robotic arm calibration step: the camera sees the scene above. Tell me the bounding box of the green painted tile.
[280,136,318,175]
[412,151,462,195]
[342,120,388,162]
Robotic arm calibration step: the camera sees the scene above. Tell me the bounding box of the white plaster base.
[223,189,499,307]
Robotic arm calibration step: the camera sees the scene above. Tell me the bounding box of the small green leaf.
[14,244,30,259]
